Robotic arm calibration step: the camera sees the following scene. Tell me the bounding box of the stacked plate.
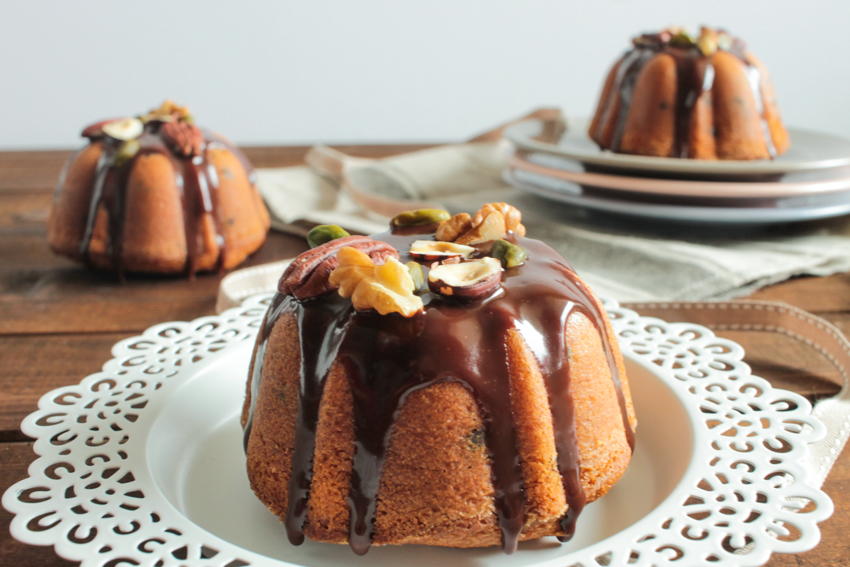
[502,118,850,223]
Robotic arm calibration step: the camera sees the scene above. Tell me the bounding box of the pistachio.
[669,30,695,48]
[102,118,144,141]
[406,261,425,291]
[390,209,451,228]
[717,31,733,51]
[409,240,475,261]
[307,225,351,248]
[428,257,502,301]
[490,240,528,268]
[113,140,140,167]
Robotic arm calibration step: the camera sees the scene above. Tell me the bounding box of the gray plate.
[505,168,850,224]
[504,118,850,177]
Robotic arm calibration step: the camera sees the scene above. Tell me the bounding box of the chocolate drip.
[78,144,116,270]
[671,53,714,158]
[72,122,252,277]
[595,37,776,159]
[244,227,634,554]
[598,49,654,152]
[284,298,352,546]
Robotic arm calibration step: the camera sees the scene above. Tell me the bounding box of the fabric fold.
[255,140,850,302]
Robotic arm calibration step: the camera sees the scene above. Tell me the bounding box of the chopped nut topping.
[409,240,475,261]
[391,209,451,228]
[428,257,502,301]
[435,212,473,241]
[473,203,526,236]
[279,236,398,300]
[456,209,507,244]
[329,247,423,317]
[697,27,718,56]
[490,239,528,268]
[436,202,525,244]
[146,99,193,123]
[101,118,144,141]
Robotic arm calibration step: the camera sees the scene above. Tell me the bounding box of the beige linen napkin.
[256,141,850,303]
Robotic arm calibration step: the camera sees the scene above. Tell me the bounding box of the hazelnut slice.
[81,119,125,139]
[102,118,144,141]
[697,27,718,56]
[428,257,502,301]
[409,240,475,261]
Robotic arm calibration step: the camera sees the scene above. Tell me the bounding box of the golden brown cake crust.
[243,229,637,551]
[588,28,789,160]
[48,143,103,260]
[48,111,269,275]
[245,310,635,548]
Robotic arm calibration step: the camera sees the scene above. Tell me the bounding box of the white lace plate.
[2,294,833,567]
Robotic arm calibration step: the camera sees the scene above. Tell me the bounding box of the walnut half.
[436,202,526,244]
[329,247,424,317]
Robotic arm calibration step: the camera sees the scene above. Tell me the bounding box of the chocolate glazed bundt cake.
[242,204,636,555]
[48,101,269,276]
[589,27,790,160]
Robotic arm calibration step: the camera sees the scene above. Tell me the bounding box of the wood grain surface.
[1,145,848,565]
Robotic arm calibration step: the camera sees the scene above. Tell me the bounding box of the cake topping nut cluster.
[277,203,529,317]
[79,100,205,159]
[329,247,423,317]
[279,235,398,300]
[632,26,740,57]
[436,202,526,244]
[428,257,502,300]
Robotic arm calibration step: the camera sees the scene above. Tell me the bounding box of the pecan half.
[279,235,399,300]
[162,121,204,158]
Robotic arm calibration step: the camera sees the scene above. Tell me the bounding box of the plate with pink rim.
[504,118,850,178]
[2,293,833,567]
[504,168,850,224]
[507,151,850,199]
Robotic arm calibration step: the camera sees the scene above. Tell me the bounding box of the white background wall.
[1,1,846,149]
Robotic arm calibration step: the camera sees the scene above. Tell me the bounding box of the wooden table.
[1,146,848,565]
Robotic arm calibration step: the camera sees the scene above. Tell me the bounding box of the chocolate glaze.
[72,121,255,278]
[593,32,776,159]
[243,226,634,555]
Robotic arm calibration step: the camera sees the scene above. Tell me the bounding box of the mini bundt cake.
[48,101,269,276]
[242,204,636,555]
[589,26,790,160]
